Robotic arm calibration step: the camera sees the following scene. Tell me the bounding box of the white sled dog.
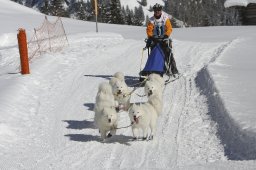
[94,82,117,113]
[148,94,163,116]
[128,103,158,140]
[95,107,118,140]
[109,71,125,87]
[110,77,131,111]
[144,80,163,99]
[148,73,165,92]
[144,80,163,116]
[94,82,118,140]
[113,71,125,82]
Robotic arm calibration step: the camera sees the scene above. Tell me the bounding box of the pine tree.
[49,0,68,17]
[163,0,170,14]
[121,6,127,25]
[84,0,94,21]
[76,1,87,20]
[67,0,77,16]
[133,5,144,26]
[24,0,32,7]
[11,0,23,5]
[12,0,240,27]
[125,5,134,25]
[166,0,239,26]
[99,1,108,23]
[140,0,147,6]
[40,0,51,15]
[109,0,124,24]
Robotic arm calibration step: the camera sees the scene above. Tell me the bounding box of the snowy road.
[1,0,256,169]
[0,33,233,169]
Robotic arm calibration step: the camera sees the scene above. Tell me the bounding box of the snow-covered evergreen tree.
[40,0,51,15]
[84,0,94,21]
[125,5,134,25]
[98,1,108,23]
[49,0,68,17]
[11,0,23,5]
[11,0,240,27]
[109,0,124,24]
[140,0,147,6]
[166,0,239,26]
[133,5,144,26]
[76,1,87,20]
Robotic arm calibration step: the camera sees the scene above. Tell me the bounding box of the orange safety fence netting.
[27,16,69,61]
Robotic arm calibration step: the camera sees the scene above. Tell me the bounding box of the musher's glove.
[149,36,155,41]
[151,35,161,43]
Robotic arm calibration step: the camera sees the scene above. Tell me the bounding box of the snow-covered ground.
[0,0,256,169]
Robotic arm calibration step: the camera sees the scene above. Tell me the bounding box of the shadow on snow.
[64,134,133,145]
[83,103,94,111]
[63,119,96,130]
[84,74,141,87]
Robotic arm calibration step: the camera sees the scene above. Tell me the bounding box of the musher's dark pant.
[162,40,179,74]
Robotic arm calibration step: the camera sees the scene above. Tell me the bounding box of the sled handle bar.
[143,37,172,50]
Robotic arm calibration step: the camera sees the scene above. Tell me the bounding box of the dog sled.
[139,36,179,83]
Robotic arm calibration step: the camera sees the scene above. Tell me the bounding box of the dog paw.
[107,133,112,138]
[142,137,147,141]
[148,135,153,141]
[132,137,138,141]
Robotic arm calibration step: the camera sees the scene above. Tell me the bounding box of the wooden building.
[225,0,256,25]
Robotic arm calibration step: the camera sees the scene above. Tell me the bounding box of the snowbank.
[224,0,256,8]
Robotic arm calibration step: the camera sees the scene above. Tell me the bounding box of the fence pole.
[59,17,69,46]
[95,0,98,33]
[45,16,52,52]
[17,28,30,74]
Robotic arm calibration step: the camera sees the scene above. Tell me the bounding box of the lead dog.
[128,103,158,140]
[95,107,118,140]
[94,82,118,140]
[94,82,117,114]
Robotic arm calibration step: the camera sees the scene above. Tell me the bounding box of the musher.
[146,3,179,76]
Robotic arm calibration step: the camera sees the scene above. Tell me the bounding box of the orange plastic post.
[17,28,30,74]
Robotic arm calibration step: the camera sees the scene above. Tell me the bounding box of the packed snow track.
[0,33,255,169]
